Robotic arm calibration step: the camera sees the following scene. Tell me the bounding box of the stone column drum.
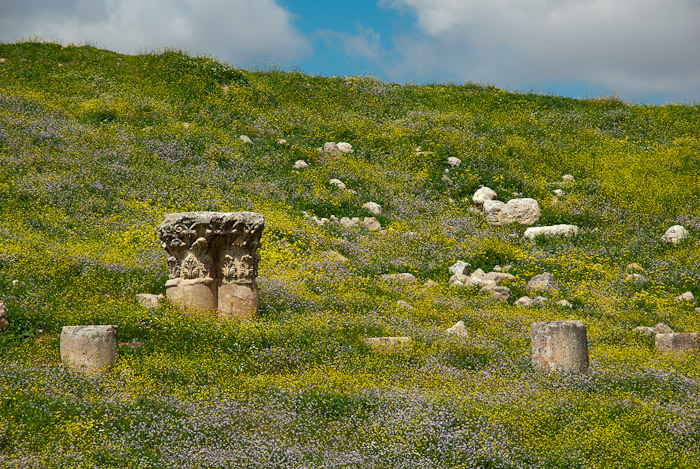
[655,333,700,354]
[531,320,589,373]
[60,325,118,373]
[157,211,264,320]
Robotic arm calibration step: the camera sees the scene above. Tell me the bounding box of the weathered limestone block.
[380,273,417,285]
[655,333,700,354]
[481,285,512,303]
[505,198,541,226]
[472,186,497,208]
[0,302,8,331]
[526,272,559,293]
[446,320,468,336]
[363,337,412,349]
[483,200,514,226]
[158,211,264,321]
[531,320,589,373]
[60,325,118,373]
[524,224,579,239]
[135,293,164,310]
[661,225,688,245]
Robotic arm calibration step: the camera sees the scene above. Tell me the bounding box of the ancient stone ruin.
[157,211,264,321]
[531,320,589,373]
[60,325,118,373]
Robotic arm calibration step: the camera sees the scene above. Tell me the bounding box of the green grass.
[1,40,699,467]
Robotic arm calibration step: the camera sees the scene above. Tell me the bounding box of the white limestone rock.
[524,224,579,239]
[448,260,471,276]
[661,225,689,245]
[481,285,512,303]
[293,160,308,170]
[337,142,353,154]
[380,273,417,285]
[363,217,382,231]
[329,178,346,190]
[483,200,514,226]
[526,272,559,293]
[654,323,674,334]
[505,198,541,226]
[562,174,574,182]
[446,320,468,336]
[472,186,498,208]
[446,157,462,168]
[239,135,252,144]
[277,138,287,145]
[675,291,697,305]
[396,300,414,310]
[362,202,382,215]
[555,299,573,308]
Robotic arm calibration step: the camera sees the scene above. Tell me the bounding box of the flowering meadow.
[1,41,700,467]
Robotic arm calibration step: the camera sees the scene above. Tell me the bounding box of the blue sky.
[1,0,699,104]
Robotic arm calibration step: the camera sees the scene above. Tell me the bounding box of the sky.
[1,0,699,104]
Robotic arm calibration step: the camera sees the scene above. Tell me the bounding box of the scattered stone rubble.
[472,186,541,226]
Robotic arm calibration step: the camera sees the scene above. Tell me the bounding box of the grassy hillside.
[1,41,699,467]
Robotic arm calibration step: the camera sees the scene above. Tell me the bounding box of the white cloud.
[381,0,700,101]
[0,0,311,66]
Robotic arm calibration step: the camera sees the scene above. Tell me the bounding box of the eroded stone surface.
[531,320,589,373]
[483,200,513,226]
[481,285,512,302]
[158,211,264,321]
[60,325,118,373]
[505,198,541,226]
[363,337,412,349]
[380,273,417,285]
[135,293,164,310]
[661,225,689,245]
[362,202,382,215]
[526,273,559,294]
[472,186,497,208]
[0,302,8,331]
[446,157,462,168]
[293,160,308,170]
[655,333,700,354]
[524,224,579,239]
[675,291,697,305]
[448,260,471,276]
[446,320,468,336]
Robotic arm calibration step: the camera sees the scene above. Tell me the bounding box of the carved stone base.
[218,282,259,321]
[166,278,217,319]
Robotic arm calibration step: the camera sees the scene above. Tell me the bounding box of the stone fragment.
[555,299,573,308]
[423,279,438,288]
[561,174,574,182]
[0,302,8,331]
[446,157,462,168]
[448,260,471,276]
[531,320,589,373]
[625,273,647,284]
[329,178,346,190]
[363,217,382,231]
[524,225,579,239]
[654,323,674,334]
[483,200,514,226]
[505,198,541,226]
[655,333,700,354]
[293,160,308,170]
[553,189,564,197]
[484,272,515,285]
[380,273,417,285]
[158,211,264,321]
[515,296,537,307]
[363,337,412,349]
[480,285,512,303]
[337,142,353,154]
[675,291,697,305]
[526,272,559,293]
[626,263,644,273]
[239,135,252,144]
[396,300,413,310]
[634,326,656,337]
[277,139,287,145]
[446,320,468,336]
[60,325,118,373]
[135,293,164,310]
[661,225,689,245]
[472,186,498,208]
[322,142,341,155]
[362,202,382,215]
[339,217,357,228]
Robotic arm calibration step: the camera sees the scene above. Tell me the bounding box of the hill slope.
[1,41,700,467]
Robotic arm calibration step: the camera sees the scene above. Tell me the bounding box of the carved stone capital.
[157,211,265,319]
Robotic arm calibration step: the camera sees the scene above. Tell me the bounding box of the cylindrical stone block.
[218,282,259,321]
[60,325,118,373]
[655,333,700,354]
[531,320,589,373]
[165,278,217,319]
